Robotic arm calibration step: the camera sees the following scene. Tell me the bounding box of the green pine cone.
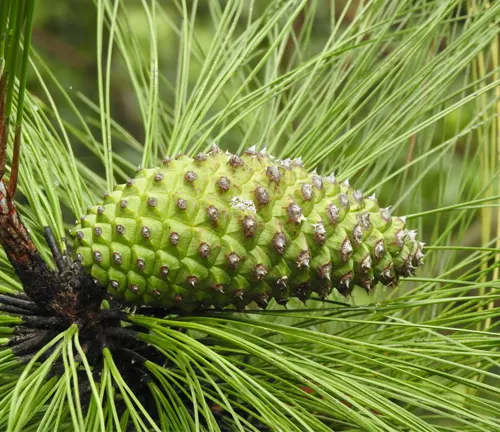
[71,146,424,310]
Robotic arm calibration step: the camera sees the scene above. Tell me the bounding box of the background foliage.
[0,0,499,430]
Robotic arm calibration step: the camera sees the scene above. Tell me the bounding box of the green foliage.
[1,0,500,431]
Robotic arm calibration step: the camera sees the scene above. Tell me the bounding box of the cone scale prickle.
[72,145,424,310]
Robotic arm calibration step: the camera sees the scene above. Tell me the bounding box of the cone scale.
[72,146,424,310]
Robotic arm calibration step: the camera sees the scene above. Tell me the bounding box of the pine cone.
[71,146,424,310]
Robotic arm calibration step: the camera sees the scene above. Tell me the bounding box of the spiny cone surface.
[71,146,424,310]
